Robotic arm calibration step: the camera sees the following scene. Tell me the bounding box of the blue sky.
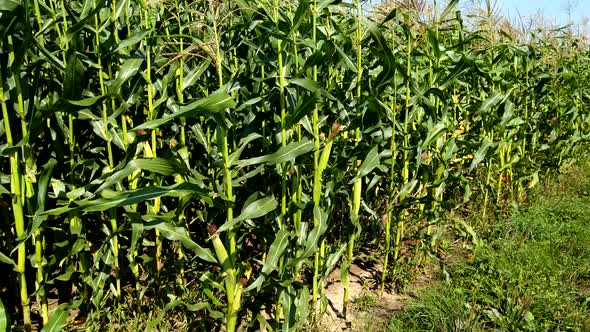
[502,0,589,26]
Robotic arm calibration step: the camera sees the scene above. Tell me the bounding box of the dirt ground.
[320,265,406,331]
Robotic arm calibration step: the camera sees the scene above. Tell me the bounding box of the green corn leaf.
[428,29,441,60]
[85,184,210,212]
[397,179,418,201]
[13,159,57,246]
[500,99,514,128]
[291,206,329,264]
[0,298,7,332]
[507,117,524,127]
[235,97,262,113]
[3,0,589,328]
[351,146,380,183]
[37,158,57,212]
[63,52,85,100]
[43,183,210,216]
[94,157,187,193]
[528,171,540,189]
[33,38,66,72]
[143,219,216,263]
[333,43,357,73]
[236,195,277,222]
[132,89,236,130]
[228,133,263,166]
[236,139,314,168]
[424,87,446,105]
[284,92,319,129]
[182,61,210,90]
[421,123,447,150]
[231,166,264,186]
[378,8,397,26]
[40,308,68,332]
[320,243,346,281]
[67,0,107,40]
[289,78,320,92]
[191,123,210,151]
[438,56,472,89]
[129,221,144,260]
[367,25,397,85]
[0,0,21,11]
[477,92,504,115]
[201,272,225,295]
[66,95,107,107]
[470,138,493,171]
[288,0,309,37]
[296,285,311,322]
[110,57,145,95]
[280,286,297,331]
[245,228,290,292]
[80,0,95,18]
[318,140,334,178]
[113,29,153,53]
[216,196,278,234]
[0,251,14,266]
[443,138,458,162]
[368,96,395,122]
[317,0,344,11]
[440,0,459,20]
[114,0,128,21]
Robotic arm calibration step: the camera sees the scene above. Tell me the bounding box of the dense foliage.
[0,0,589,331]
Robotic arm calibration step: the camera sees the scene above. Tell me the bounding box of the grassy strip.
[389,163,590,331]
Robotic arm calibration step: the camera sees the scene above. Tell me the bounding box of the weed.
[389,164,590,331]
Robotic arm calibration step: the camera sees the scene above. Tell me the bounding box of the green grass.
[352,291,380,311]
[389,164,590,332]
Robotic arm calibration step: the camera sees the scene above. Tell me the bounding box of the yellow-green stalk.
[10,29,39,324]
[3,37,31,332]
[311,0,323,308]
[174,9,188,284]
[482,131,494,219]
[211,9,241,331]
[287,0,303,244]
[142,4,163,275]
[95,0,120,297]
[382,76,397,293]
[393,14,413,277]
[343,0,363,318]
[274,0,289,321]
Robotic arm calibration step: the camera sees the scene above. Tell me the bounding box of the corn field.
[0,0,589,330]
